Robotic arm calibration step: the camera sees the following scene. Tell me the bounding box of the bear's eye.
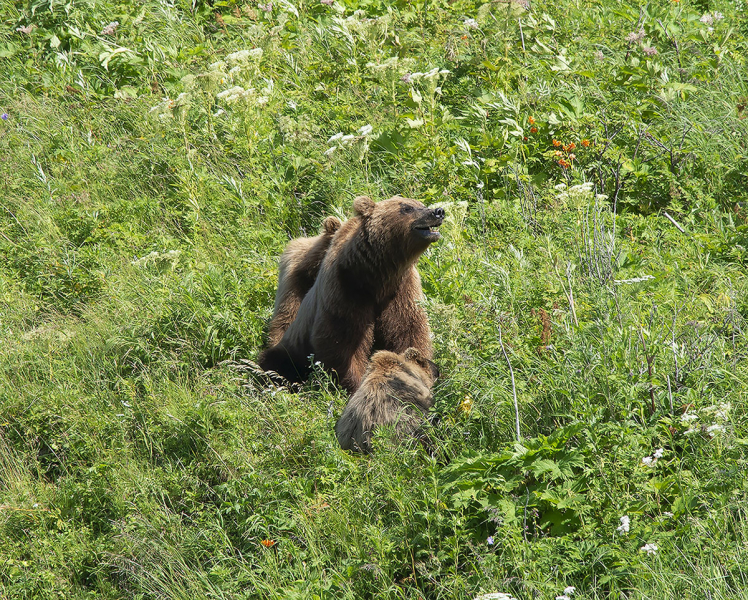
[400,204,414,214]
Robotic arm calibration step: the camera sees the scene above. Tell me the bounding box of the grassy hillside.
[1,0,747,597]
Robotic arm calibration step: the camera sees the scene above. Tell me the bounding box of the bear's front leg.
[374,268,433,358]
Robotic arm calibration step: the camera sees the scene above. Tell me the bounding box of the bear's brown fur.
[258,195,444,392]
[266,216,343,347]
[335,347,439,452]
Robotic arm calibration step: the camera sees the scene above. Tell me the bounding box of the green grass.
[1,0,748,597]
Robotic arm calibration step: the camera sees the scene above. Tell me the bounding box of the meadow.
[1,0,747,597]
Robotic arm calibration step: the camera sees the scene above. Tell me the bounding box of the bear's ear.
[403,347,421,362]
[353,195,375,217]
[322,216,343,234]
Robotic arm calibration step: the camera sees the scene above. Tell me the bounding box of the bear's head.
[366,348,440,394]
[353,195,445,262]
[402,347,440,386]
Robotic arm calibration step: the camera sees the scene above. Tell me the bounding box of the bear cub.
[266,216,343,347]
[335,347,440,453]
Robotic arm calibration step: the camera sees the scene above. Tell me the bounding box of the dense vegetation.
[1,0,747,597]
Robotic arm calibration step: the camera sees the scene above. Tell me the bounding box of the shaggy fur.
[258,195,445,392]
[266,216,343,347]
[335,348,440,452]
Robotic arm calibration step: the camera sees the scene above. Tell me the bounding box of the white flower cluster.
[681,402,730,437]
[225,48,264,65]
[366,56,400,72]
[616,515,630,535]
[406,67,451,82]
[640,543,658,555]
[215,78,273,107]
[555,182,607,204]
[625,29,645,43]
[699,12,724,26]
[325,124,374,156]
[101,21,119,36]
[131,249,181,268]
[464,17,479,30]
[641,447,664,467]
[473,594,518,600]
[555,586,576,600]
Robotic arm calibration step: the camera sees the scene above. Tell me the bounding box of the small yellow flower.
[460,395,473,413]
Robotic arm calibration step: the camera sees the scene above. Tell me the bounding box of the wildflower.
[715,406,730,420]
[464,18,479,30]
[323,146,336,156]
[552,139,562,147]
[327,132,343,143]
[625,30,645,43]
[653,448,664,459]
[556,596,570,600]
[568,153,576,160]
[321,0,334,4]
[642,456,655,466]
[594,50,605,61]
[260,539,276,547]
[558,159,570,169]
[640,543,658,555]
[554,183,567,191]
[581,139,590,147]
[706,424,726,437]
[259,2,273,11]
[401,73,412,83]
[528,116,536,124]
[530,127,538,134]
[1,113,7,120]
[16,25,33,34]
[357,124,373,136]
[487,536,494,545]
[681,412,698,423]
[642,46,658,56]
[554,150,563,157]
[713,11,724,20]
[226,48,263,64]
[473,594,518,600]
[101,21,119,35]
[564,587,576,596]
[617,515,630,534]
[460,395,473,413]
[700,13,714,25]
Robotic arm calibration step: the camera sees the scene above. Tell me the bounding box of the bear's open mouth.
[413,223,442,241]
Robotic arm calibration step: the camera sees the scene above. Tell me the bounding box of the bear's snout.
[433,207,445,220]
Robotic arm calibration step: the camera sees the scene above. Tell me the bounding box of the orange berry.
[530,127,538,134]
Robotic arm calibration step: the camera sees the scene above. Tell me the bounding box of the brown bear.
[258,195,444,392]
[266,216,343,347]
[335,347,440,452]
